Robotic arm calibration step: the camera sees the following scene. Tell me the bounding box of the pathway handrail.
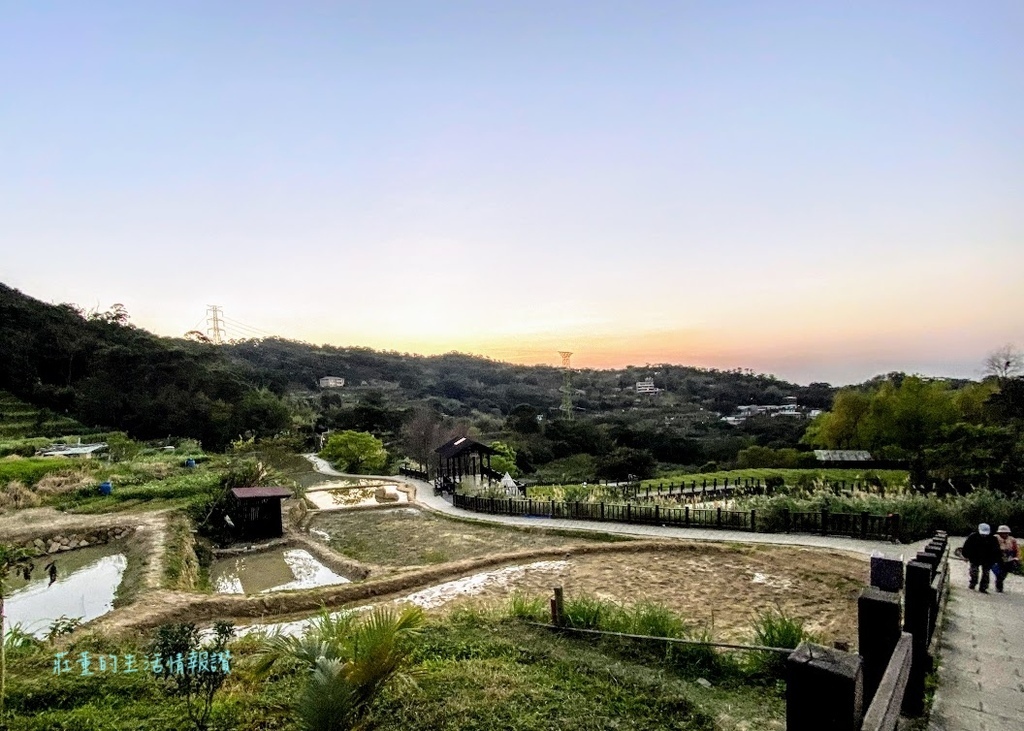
[861,632,913,731]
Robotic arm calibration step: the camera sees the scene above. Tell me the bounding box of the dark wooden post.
[902,561,932,716]
[787,643,864,731]
[858,587,902,707]
[551,586,565,627]
[870,556,904,592]
[783,508,790,532]
[685,506,690,527]
[600,502,604,520]
[821,508,830,535]
[860,511,869,539]
[750,509,756,532]
[716,507,722,527]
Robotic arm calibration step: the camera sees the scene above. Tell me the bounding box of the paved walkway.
[929,550,1024,731]
[303,455,925,557]
[305,457,1024,728]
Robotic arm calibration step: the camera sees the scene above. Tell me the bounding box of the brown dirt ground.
[88,539,867,651]
[423,542,867,645]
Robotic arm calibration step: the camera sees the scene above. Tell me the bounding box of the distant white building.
[636,378,659,394]
[722,403,807,424]
[318,376,346,388]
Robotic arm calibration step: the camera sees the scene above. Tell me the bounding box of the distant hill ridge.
[0,282,832,446]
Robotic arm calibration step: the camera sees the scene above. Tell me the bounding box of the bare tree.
[400,409,469,473]
[984,344,1023,380]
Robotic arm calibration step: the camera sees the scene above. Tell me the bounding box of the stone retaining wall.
[19,526,136,555]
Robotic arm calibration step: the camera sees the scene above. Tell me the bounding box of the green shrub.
[563,595,608,629]
[748,607,815,678]
[507,593,547,622]
[0,457,88,486]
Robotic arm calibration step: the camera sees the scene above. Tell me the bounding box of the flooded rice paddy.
[304,484,408,511]
[211,547,352,594]
[4,543,128,637]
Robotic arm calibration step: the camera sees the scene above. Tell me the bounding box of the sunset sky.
[3,2,1021,385]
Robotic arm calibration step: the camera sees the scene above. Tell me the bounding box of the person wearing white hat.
[962,523,1001,593]
[993,525,1020,593]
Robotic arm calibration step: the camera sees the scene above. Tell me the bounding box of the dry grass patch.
[0,480,41,510]
[34,471,93,496]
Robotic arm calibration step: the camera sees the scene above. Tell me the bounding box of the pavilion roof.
[434,436,498,460]
[230,486,293,500]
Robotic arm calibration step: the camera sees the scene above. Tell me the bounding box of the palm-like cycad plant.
[250,605,424,731]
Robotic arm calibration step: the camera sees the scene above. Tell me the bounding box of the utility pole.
[206,305,225,345]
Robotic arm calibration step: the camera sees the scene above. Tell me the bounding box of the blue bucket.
[99,481,113,496]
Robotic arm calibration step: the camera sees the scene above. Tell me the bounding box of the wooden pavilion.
[229,486,292,540]
[434,436,499,493]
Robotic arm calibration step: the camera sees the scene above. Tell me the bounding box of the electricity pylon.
[558,351,574,421]
[206,305,225,345]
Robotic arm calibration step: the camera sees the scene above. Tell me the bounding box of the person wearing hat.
[993,525,1020,593]
[961,523,1001,593]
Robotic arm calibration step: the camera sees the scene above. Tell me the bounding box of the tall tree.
[320,431,388,474]
[984,344,1023,380]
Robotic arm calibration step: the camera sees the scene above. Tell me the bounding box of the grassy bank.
[5,597,791,730]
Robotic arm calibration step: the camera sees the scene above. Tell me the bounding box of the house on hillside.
[636,378,659,394]
[318,376,346,388]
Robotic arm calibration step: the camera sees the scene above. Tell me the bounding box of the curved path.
[303,456,928,559]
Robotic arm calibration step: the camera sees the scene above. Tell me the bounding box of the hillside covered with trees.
[3,282,1021,490]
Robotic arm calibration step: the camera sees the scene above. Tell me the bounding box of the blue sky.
[2,1,1021,384]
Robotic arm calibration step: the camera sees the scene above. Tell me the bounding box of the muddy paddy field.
[306,506,867,645]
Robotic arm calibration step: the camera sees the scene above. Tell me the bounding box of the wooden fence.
[452,493,900,541]
[398,465,429,481]
[787,530,948,730]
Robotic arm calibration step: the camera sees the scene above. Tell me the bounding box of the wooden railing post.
[902,561,932,716]
[551,586,564,627]
[858,587,902,707]
[786,643,864,731]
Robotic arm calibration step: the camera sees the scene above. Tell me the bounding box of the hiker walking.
[962,523,1001,593]
[993,525,1020,593]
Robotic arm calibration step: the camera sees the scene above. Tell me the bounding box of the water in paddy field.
[211,548,352,594]
[4,544,128,638]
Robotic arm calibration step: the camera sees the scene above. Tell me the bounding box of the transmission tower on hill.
[558,351,574,421]
[206,305,226,345]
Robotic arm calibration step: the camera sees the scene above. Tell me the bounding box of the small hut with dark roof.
[434,436,499,493]
[229,486,292,540]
